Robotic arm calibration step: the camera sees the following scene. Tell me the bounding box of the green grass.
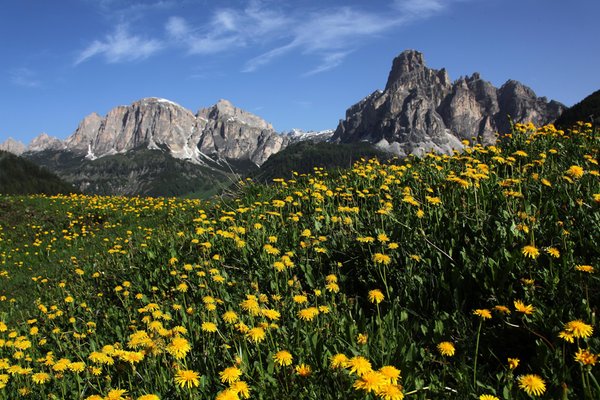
[0,122,598,400]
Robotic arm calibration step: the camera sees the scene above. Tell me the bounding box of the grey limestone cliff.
[0,137,26,155]
[334,50,565,156]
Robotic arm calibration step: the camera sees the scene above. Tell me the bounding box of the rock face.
[197,99,288,165]
[28,133,66,152]
[34,98,288,166]
[0,138,26,155]
[334,50,565,156]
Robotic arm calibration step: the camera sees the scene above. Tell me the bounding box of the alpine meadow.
[0,122,598,399]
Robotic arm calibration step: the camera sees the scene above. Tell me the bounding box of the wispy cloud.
[10,68,40,88]
[303,51,353,77]
[166,2,290,55]
[77,1,457,72]
[169,1,453,75]
[75,24,163,65]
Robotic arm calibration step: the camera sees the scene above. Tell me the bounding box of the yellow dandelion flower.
[31,372,51,384]
[493,305,511,314]
[166,337,191,359]
[325,282,340,293]
[379,365,401,384]
[437,341,455,357]
[295,363,312,377]
[508,358,520,369]
[479,395,499,400]
[513,300,535,315]
[521,245,540,259]
[545,247,560,258]
[566,165,584,179]
[517,374,546,396]
[219,366,242,384]
[201,322,218,333]
[373,253,391,265]
[357,333,368,345]
[558,330,575,343]
[376,383,404,400]
[473,309,492,319]
[575,264,595,273]
[292,295,308,304]
[222,311,238,324]
[297,307,320,321]
[353,370,386,393]
[368,289,385,304]
[273,350,293,366]
[230,380,251,399]
[137,395,160,400]
[174,369,200,389]
[564,320,593,338]
[216,389,239,400]
[105,389,128,400]
[330,353,348,369]
[574,348,597,366]
[346,356,372,376]
[246,327,266,343]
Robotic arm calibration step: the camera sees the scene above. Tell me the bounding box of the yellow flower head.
[346,356,372,376]
[473,309,492,319]
[330,353,348,369]
[295,363,312,377]
[353,370,386,393]
[508,358,520,369]
[273,350,293,366]
[566,165,584,179]
[437,341,455,357]
[564,320,593,338]
[219,366,242,384]
[368,289,385,304]
[513,300,535,315]
[574,348,598,366]
[517,374,546,396]
[521,245,540,259]
[174,369,200,389]
[479,395,499,400]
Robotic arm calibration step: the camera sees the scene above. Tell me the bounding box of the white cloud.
[10,68,40,88]
[303,51,352,77]
[394,0,447,16]
[166,2,290,55]
[78,1,458,73]
[75,24,163,64]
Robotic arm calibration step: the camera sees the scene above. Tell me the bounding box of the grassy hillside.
[0,123,598,399]
[25,149,254,198]
[0,150,76,195]
[253,141,390,183]
[555,89,600,127]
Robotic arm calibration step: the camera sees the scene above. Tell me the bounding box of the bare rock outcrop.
[0,137,26,155]
[334,50,565,156]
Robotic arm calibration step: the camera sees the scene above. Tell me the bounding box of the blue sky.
[1,0,599,144]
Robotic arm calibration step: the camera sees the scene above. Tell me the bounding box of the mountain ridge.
[333,50,565,156]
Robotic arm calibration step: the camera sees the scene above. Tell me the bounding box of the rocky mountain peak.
[335,49,565,156]
[28,133,66,152]
[0,137,27,155]
[199,99,273,131]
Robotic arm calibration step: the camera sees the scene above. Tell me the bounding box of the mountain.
[61,97,285,166]
[0,150,76,195]
[333,50,565,156]
[6,98,297,197]
[25,148,254,197]
[0,138,26,155]
[554,89,600,128]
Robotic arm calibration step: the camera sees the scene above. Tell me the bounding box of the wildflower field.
[0,123,598,399]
